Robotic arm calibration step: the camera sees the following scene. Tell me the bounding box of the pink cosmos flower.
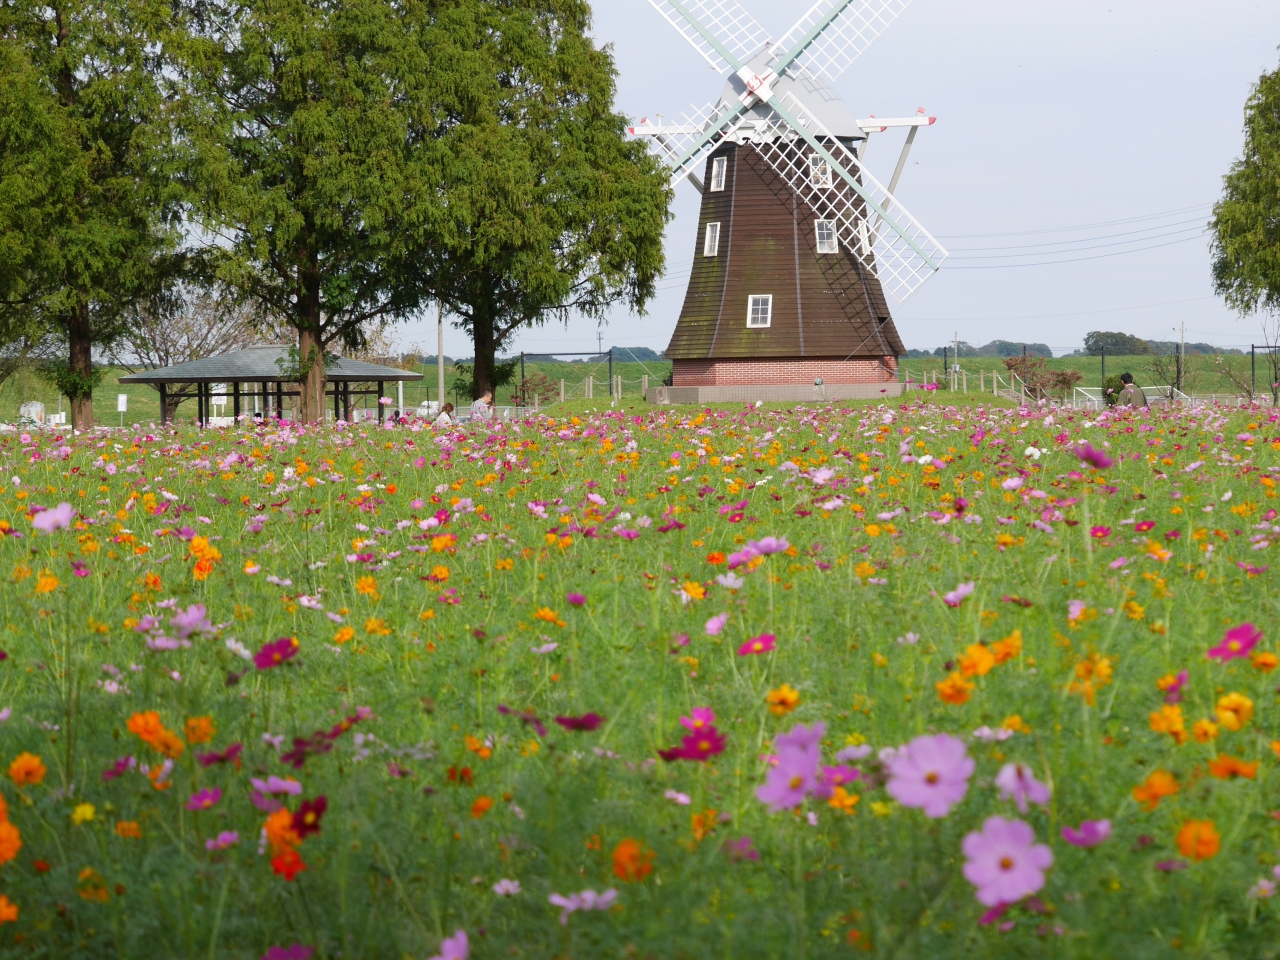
[186,787,222,811]
[705,612,729,636]
[994,763,1052,813]
[962,816,1054,906]
[680,707,715,732]
[565,592,586,607]
[737,633,776,656]
[658,726,727,762]
[1207,622,1261,662]
[885,734,974,818]
[755,722,825,811]
[171,604,214,639]
[942,582,975,608]
[1089,526,1111,539]
[548,888,617,925]
[427,930,468,960]
[727,547,758,570]
[1001,477,1023,491]
[32,502,74,533]
[206,830,240,850]
[1108,556,1129,569]
[749,536,790,555]
[1061,819,1111,848]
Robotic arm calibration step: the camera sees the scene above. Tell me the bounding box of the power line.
[899,295,1219,323]
[948,217,1208,253]
[935,204,1212,240]
[947,233,1205,269]
[948,225,1206,261]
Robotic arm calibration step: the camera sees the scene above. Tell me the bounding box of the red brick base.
[671,356,897,386]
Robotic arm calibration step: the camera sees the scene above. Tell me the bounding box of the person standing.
[470,390,494,422]
[1116,372,1147,407]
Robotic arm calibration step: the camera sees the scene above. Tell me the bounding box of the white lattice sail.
[644,0,771,72]
[776,0,910,82]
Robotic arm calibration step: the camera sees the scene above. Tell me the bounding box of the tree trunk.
[297,326,326,423]
[472,309,496,400]
[69,302,93,431]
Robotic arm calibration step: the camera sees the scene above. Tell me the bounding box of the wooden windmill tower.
[631,0,946,401]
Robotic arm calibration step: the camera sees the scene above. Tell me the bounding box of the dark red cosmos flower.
[658,726,727,762]
[446,765,473,785]
[1001,595,1034,608]
[280,731,334,769]
[197,742,243,768]
[1135,520,1156,533]
[292,796,328,838]
[555,713,605,732]
[498,704,548,738]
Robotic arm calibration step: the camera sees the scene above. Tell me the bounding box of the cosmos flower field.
[1,397,1279,958]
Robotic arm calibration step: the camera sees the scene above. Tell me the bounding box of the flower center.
[789,776,804,790]
[999,856,1014,871]
[925,771,940,785]
[1229,641,1241,651]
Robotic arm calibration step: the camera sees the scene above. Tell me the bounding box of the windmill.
[630,0,946,400]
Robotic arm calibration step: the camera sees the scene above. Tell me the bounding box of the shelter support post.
[158,383,167,425]
[233,382,240,421]
[377,381,385,422]
[275,381,283,419]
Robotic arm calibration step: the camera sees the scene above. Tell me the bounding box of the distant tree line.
[903,340,1053,359]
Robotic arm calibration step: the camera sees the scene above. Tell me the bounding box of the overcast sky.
[400,0,1280,359]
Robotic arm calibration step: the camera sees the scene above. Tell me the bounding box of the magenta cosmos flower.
[554,713,605,732]
[658,725,727,762]
[254,637,299,670]
[994,762,1051,814]
[756,722,824,811]
[962,816,1054,906]
[565,592,586,607]
[1061,819,1111,848]
[680,707,715,732]
[1073,442,1114,471]
[186,787,222,811]
[737,633,776,656]
[885,734,974,818]
[1207,622,1261,662]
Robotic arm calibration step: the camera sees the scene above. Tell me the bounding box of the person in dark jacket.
[1116,372,1147,407]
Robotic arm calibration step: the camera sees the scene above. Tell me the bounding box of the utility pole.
[1179,321,1185,394]
[597,331,603,358]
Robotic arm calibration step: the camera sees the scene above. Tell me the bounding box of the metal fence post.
[1252,346,1257,397]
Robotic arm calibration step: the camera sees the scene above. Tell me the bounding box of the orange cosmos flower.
[1252,652,1279,672]
[0,895,17,924]
[470,796,494,819]
[611,838,654,882]
[355,576,379,596]
[1176,820,1220,861]
[184,716,216,745]
[271,849,306,881]
[766,684,801,716]
[935,672,974,705]
[1208,755,1257,780]
[1133,770,1178,811]
[115,821,142,839]
[1149,704,1187,745]
[8,752,46,786]
[958,643,995,678]
[0,821,21,866]
[265,808,300,855]
[990,630,1022,664]
[705,552,726,565]
[334,625,355,644]
[1216,692,1253,732]
[126,712,184,759]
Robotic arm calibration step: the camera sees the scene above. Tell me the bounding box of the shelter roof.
[118,345,422,385]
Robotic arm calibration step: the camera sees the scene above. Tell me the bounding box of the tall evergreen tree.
[425,0,670,399]
[1211,55,1280,316]
[0,2,179,429]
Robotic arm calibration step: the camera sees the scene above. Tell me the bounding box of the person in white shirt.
[433,402,455,427]
[470,390,494,421]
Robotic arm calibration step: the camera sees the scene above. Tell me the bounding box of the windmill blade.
[645,0,771,73]
[775,0,910,82]
[748,90,946,301]
[629,99,748,186]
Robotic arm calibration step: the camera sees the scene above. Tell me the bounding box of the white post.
[559,379,565,403]
[586,375,593,399]
[642,374,649,394]
[436,300,445,415]
[962,369,967,393]
[397,380,403,413]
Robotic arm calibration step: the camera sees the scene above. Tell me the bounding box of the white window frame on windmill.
[746,294,772,329]
[703,222,721,257]
[809,155,833,189]
[814,219,838,254]
[709,157,727,192]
